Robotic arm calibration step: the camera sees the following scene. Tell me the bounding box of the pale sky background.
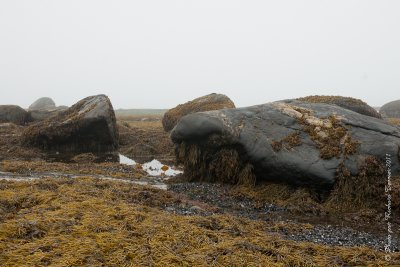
[0,0,399,109]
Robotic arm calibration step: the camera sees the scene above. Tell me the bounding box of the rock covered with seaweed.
[296,95,382,119]
[22,94,119,161]
[171,99,400,191]
[162,93,235,132]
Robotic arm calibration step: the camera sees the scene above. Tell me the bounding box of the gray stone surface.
[171,100,400,188]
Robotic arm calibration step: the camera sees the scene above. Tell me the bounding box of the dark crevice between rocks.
[398,145,400,163]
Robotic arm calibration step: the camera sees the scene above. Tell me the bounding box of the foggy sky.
[0,1,399,109]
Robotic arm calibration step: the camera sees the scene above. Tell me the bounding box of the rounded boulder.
[162,93,235,132]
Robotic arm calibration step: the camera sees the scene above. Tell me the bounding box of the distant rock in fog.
[28,97,56,111]
[28,106,68,122]
[22,94,119,161]
[162,93,235,132]
[0,105,30,125]
[380,99,400,118]
[27,97,69,122]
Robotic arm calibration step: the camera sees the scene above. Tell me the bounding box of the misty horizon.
[1,1,399,109]
[0,93,388,111]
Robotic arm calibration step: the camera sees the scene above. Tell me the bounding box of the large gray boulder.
[380,99,400,118]
[28,97,56,111]
[171,100,400,190]
[23,95,119,161]
[162,93,235,132]
[0,105,30,125]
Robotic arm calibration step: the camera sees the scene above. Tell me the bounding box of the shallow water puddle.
[0,176,38,182]
[0,172,168,190]
[119,154,183,177]
[0,155,179,190]
[97,176,168,190]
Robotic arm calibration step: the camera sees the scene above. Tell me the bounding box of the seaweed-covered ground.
[168,182,400,251]
[387,117,400,127]
[0,123,43,161]
[0,161,399,266]
[117,115,175,164]
[0,177,396,266]
[0,118,399,266]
